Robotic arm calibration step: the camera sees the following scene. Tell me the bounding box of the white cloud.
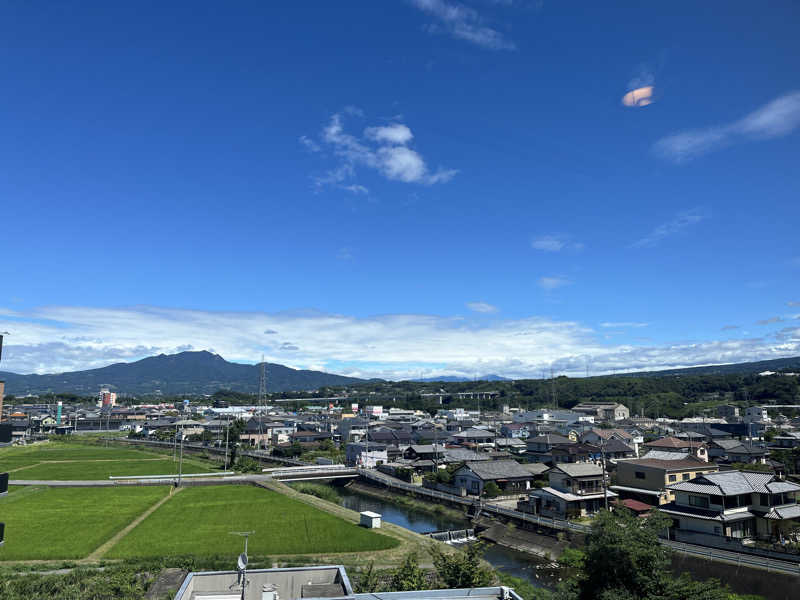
[531,235,583,252]
[654,91,800,163]
[631,208,707,248]
[304,111,457,189]
[365,124,413,145]
[342,184,369,195]
[466,301,498,314]
[410,0,516,51]
[538,276,570,291]
[756,317,784,326]
[2,304,799,381]
[299,135,320,152]
[600,322,649,328]
[788,301,800,307]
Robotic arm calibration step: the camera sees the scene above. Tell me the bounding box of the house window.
[668,475,676,482]
[635,471,645,479]
[714,526,721,535]
[682,473,690,481]
[689,495,709,508]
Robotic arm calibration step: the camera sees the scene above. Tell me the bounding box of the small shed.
[359,511,381,528]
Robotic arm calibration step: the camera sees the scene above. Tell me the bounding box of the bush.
[292,483,341,504]
[483,481,501,498]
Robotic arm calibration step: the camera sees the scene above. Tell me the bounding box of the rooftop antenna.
[550,367,557,410]
[230,531,255,600]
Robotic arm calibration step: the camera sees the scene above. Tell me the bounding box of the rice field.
[107,485,399,559]
[0,486,170,560]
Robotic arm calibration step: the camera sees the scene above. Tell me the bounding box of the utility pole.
[258,356,267,462]
[224,414,231,470]
[600,437,609,511]
[178,428,185,486]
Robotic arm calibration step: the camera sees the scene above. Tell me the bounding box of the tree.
[576,509,672,600]
[429,542,492,589]
[356,562,381,593]
[483,481,501,498]
[389,552,427,591]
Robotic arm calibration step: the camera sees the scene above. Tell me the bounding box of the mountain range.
[0,351,368,396]
[1,351,799,397]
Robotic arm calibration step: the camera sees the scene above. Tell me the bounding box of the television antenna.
[230,530,255,600]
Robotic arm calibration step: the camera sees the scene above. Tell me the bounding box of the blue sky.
[2,1,799,378]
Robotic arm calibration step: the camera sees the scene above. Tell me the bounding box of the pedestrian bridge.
[262,464,358,481]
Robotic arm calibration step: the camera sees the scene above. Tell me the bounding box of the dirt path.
[83,487,184,561]
[5,462,43,473]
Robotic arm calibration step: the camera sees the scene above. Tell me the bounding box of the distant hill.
[617,356,800,378]
[0,351,369,396]
[412,374,511,382]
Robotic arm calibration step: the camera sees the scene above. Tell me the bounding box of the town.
[3,360,800,599]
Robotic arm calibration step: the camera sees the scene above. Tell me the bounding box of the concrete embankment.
[477,523,568,561]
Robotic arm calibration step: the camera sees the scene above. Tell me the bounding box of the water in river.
[335,485,559,588]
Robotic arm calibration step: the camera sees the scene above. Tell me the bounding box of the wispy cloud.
[600,322,649,328]
[721,325,739,331]
[788,301,800,308]
[299,135,320,152]
[3,304,800,381]
[631,208,707,248]
[531,235,584,253]
[654,91,800,163]
[410,0,516,50]
[466,301,498,314]
[336,247,354,261]
[756,317,784,326]
[303,111,457,191]
[538,276,571,291]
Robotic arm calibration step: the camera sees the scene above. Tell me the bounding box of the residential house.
[525,433,573,464]
[450,428,496,449]
[572,403,630,421]
[403,444,446,462]
[500,423,531,439]
[641,436,709,462]
[494,437,527,455]
[239,419,294,448]
[612,457,718,506]
[580,428,640,457]
[716,404,740,420]
[744,406,770,424]
[453,460,534,496]
[662,470,800,541]
[773,432,800,449]
[345,442,388,468]
[526,463,617,519]
[550,443,600,464]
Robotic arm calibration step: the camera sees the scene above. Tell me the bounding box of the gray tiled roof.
[667,471,799,496]
[763,505,800,520]
[463,459,532,480]
[553,463,603,478]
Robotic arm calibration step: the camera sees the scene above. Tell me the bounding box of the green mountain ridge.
[0,350,369,396]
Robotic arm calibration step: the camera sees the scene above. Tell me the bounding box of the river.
[334,484,559,589]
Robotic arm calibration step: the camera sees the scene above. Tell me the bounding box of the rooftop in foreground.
[174,565,523,600]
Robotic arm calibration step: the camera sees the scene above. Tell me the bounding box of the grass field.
[107,485,399,559]
[0,486,170,560]
[10,458,207,480]
[0,441,219,480]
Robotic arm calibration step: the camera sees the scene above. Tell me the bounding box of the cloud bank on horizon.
[1,305,798,381]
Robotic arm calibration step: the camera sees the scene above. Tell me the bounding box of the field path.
[5,462,43,473]
[84,487,184,561]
